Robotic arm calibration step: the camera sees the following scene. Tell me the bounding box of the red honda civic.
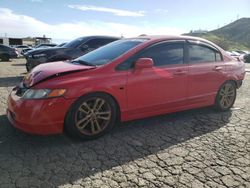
[7,36,245,139]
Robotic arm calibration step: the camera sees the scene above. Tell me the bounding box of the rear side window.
[139,43,184,67]
[189,44,222,63]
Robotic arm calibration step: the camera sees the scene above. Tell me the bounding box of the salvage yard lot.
[0,59,249,188]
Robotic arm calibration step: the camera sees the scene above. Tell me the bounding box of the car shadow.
[0,76,23,87]
[0,107,232,187]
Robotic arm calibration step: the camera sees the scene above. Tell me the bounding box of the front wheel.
[215,81,237,111]
[64,93,118,140]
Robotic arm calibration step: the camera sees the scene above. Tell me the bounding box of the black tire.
[1,54,10,61]
[215,81,237,111]
[64,93,118,140]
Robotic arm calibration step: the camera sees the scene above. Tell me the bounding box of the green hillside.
[185,18,250,51]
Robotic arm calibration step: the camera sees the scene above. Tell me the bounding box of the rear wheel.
[65,93,117,140]
[215,81,236,111]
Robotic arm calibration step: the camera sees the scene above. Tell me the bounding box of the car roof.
[136,35,211,43]
[133,35,223,51]
[78,36,121,40]
[36,44,56,47]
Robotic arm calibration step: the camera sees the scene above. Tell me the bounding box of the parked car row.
[226,50,250,63]
[0,43,60,61]
[1,35,120,63]
[20,43,58,55]
[6,35,246,140]
[23,36,120,71]
[14,45,31,54]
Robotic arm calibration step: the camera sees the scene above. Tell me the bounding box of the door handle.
[173,70,187,75]
[213,66,223,71]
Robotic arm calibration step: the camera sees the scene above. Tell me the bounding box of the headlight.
[22,89,66,99]
[33,54,46,58]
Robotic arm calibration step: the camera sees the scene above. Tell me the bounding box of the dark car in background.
[24,36,120,71]
[0,44,18,61]
[35,43,57,49]
[21,47,33,55]
[244,53,250,63]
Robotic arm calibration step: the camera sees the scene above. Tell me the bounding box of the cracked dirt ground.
[0,59,249,188]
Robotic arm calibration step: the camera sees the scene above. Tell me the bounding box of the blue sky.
[0,0,250,43]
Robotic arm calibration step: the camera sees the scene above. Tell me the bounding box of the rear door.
[187,41,225,104]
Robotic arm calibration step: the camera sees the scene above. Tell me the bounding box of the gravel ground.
[0,59,249,188]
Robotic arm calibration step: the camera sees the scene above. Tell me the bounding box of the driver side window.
[138,43,184,67]
[116,41,184,71]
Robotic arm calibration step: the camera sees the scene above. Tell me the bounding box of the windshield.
[74,39,148,66]
[63,37,86,48]
[57,43,67,47]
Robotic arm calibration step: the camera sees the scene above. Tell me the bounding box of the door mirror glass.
[135,58,153,70]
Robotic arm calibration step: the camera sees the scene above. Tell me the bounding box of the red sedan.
[7,36,245,139]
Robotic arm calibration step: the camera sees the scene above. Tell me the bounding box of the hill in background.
[185,18,250,51]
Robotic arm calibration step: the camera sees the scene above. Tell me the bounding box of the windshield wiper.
[71,60,96,67]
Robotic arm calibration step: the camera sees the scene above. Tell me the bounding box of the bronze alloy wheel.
[217,82,236,110]
[75,97,112,136]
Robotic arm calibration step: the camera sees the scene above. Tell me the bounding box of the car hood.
[26,47,68,55]
[23,61,95,87]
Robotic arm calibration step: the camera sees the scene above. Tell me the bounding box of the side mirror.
[135,58,153,70]
[80,44,89,51]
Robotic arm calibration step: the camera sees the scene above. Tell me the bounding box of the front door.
[126,41,188,118]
